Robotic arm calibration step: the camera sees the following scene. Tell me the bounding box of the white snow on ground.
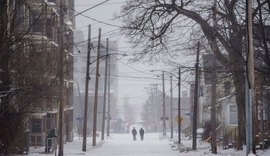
[27,133,270,156]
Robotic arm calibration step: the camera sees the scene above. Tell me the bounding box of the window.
[46,18,53,39]
[16,4,26,32]
[29,44,42,54]
[30,11,43,33]
[31,135,42,146]
[229,105,238,125]
[46,114,55,131]
[31,118,42,133]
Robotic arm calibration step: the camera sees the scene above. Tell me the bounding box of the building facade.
[26,0,75,147]
[0,0,75,153]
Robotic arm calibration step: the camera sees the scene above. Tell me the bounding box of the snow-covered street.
[28,133,270,156]
[30,133,180,156]
[68,133,179,156]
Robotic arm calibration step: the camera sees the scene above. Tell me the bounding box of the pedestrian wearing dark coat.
[132,127,137,141]
[45,128,57,153]
[139,128,145,141]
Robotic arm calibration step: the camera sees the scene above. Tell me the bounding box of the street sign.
[175,115,183,123]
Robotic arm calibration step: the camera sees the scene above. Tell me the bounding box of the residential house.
[12,0,75,150]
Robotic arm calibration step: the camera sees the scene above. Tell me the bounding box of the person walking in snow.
[139,128,145,141]
[132,127,137,141]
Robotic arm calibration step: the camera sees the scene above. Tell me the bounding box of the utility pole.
[210,60,217,154]
[170,75,173,139]
[106,54,111,137]
[210,0,217,154]
[82,25,91,152]
[58,1,65,155]
[178,67,181,144]
[101,38,109,140]
[162,71,166,137]
[192,42,200,150]
[246,0,255,154]
[155,84,159,133]
[92,28,102,146]
[76,82,83,140]
[152,84,159,132]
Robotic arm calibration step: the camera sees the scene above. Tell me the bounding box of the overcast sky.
[74,0,194,120]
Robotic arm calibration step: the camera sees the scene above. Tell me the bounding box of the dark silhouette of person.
[132,127,137,141]
[45,128,57,153]
[139,128,145,140]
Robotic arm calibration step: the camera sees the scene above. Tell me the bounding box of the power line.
[71,2,125,6]
[75,28,120,45]
[116,58,157,76]
[73,0,111,19]
[72,8,122,28]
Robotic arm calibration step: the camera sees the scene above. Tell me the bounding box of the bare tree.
[119,0,270,149]
[0,1,61,154]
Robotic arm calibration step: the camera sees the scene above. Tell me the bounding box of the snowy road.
[28,133,270,156]
[63,133,180,156]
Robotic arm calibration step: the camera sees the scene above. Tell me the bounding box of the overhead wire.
[72,1,199,85]
[75,28,120,45]
[79,46,158,81]
[71,2,125,6]
[72,8,122,28]
[116,58,159,76]
[72,0,111,19]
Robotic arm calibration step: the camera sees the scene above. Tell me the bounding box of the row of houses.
[189,53,270,149]
[146,52,269,149]
[0,0,121,154]
[0,0,75,153]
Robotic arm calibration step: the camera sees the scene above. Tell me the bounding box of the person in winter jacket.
[139,128,145,141]
[132,127,137,141]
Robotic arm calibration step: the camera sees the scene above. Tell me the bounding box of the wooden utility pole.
[178,67,181,144]
[106,54,111,137]
[210,0,217,154]
[58,1,65,155]
[246,0,255,154]
[210,62,217,154]
[82,24,91,152]
[192,42,200,150]
[92,28,102,146]
[152,83,159,132]
[170,75,173,139]
[76,82,83,139]
[162,71,166,137]
[155,84,159,133]
[101,38,109,140]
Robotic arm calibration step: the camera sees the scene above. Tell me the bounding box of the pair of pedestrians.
[132,127,144,141]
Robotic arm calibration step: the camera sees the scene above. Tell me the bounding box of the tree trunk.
[233,70,246,150]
